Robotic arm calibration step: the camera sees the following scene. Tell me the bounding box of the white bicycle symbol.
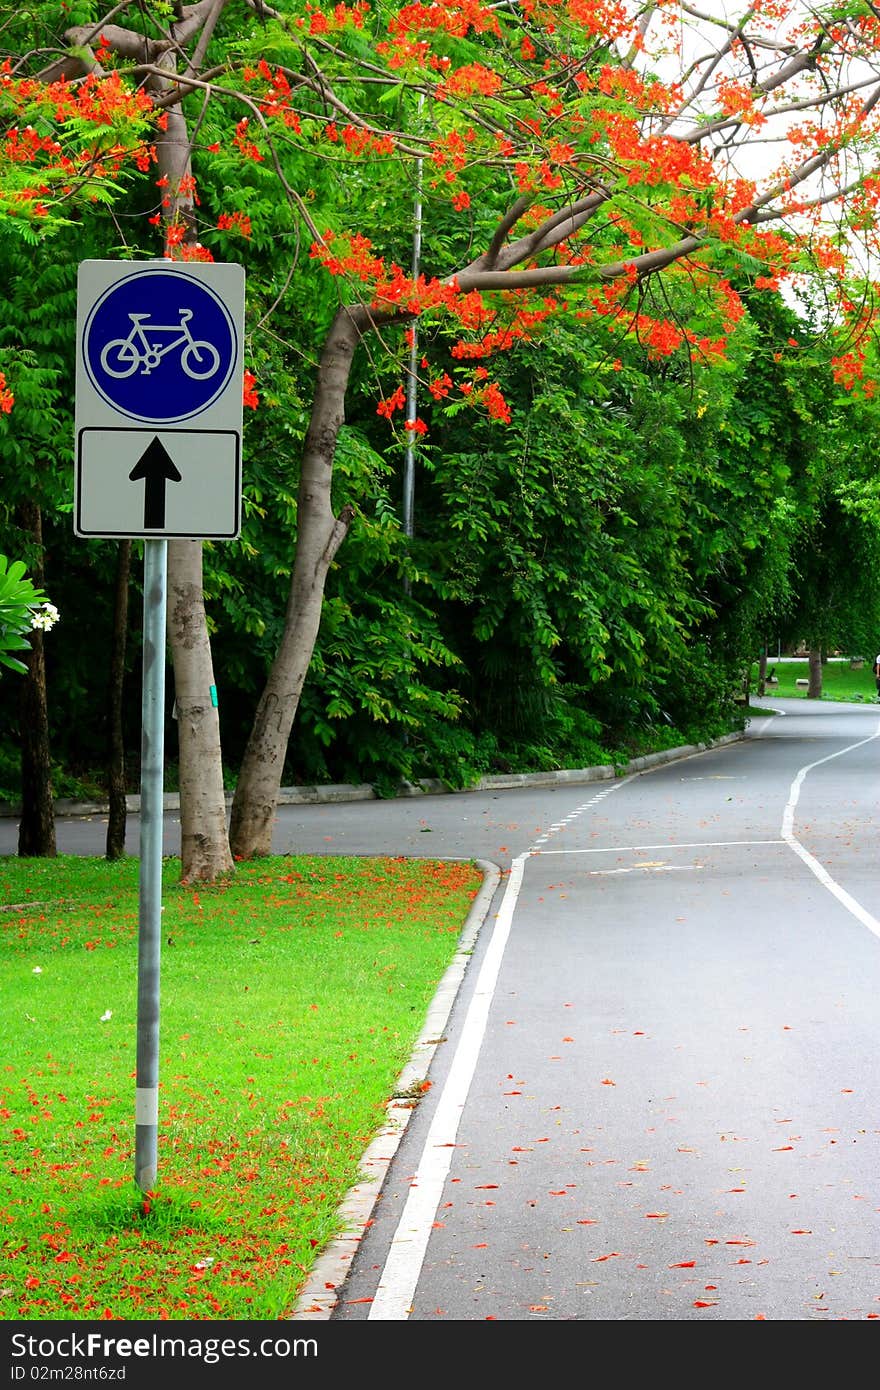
[99,309,221,380]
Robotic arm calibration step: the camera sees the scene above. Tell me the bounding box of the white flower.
[32,966,42,974]
[100,1010,112,1022]
[30,602,60,632]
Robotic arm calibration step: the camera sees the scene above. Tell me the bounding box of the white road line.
[532,838,785,854]
[367,853,528,1320]
[782,719,880,942]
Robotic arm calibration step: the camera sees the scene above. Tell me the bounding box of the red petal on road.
[601,1079,616,1086]
[645,1212,669,1219]
[693,1300,718,1308]
[669,1261,696,1268]
[773,1145,794,1151]
[593,1252,621,1262]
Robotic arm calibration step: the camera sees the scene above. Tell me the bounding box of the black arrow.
[129,437,182,529]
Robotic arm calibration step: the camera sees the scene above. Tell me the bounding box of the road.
[3,697,880,1321]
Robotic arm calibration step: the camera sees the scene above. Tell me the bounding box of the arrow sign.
[129,437,182,529]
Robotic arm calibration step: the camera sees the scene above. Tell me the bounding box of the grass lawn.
[0,853,483,1321]
[753,658,879,703]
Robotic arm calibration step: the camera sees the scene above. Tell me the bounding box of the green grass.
[0,853,483,1321]
[754,658,879,703]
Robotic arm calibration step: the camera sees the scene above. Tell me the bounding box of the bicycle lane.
[313,717,880,1321]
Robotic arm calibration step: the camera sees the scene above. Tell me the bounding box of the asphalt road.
[3,697,880,1321]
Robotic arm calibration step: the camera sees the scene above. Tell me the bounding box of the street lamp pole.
[402,101,424,589]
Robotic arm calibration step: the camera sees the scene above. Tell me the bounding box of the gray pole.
[134,538,168,1192]
[402,99,424,578]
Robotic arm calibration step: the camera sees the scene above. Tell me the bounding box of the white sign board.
[74,260,245,539]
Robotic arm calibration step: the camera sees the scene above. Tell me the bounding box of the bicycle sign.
[100,309,221,382]
[80,264,240,424]
[75,260,245,539]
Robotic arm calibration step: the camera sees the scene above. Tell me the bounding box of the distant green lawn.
[754,658,878,703]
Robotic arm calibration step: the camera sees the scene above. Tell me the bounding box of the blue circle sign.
[82,269,237,423]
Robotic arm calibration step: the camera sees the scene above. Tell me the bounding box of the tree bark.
[106,540,131,860]
[151,43,233,881]
[16,502,55,858]
[228,306,361,858]
[808,645,823,698]
[167,540,234,880]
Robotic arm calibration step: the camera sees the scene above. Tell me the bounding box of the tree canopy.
[4,0,880,867]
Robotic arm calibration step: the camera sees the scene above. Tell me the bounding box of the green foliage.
[0,554,46,675]
[4,0,880,806]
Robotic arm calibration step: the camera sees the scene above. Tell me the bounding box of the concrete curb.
[289,858,503,1320]
[0,732,744,820]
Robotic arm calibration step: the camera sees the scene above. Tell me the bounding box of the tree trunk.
[152,50,232,882]
[106,540,131,860]
[808,645,823,698]
[166,540,234,881]
[228,306,361,859]
[16,502,55,858]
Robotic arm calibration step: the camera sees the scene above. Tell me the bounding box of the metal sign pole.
[134,538,167,1192]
